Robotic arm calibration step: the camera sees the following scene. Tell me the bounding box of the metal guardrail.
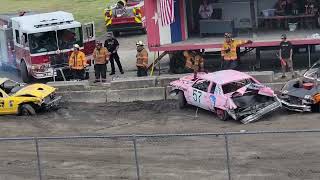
[2,129,320,180]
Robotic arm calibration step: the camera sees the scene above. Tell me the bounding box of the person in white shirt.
[199,0,213,19]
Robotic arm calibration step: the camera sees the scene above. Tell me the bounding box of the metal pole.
[224,135,231,180]
[158,51,160,76]
[308,45,311,67]
[34,138,43,180]
[133,135,141,180]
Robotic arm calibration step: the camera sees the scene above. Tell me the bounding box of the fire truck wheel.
[20,61,31,83]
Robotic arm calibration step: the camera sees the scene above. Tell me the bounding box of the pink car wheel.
[216,108,228,121]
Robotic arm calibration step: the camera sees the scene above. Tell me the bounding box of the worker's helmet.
[106,32,114,38]
[96,41,102,45]
[136,41,145,47]
[224,33,232,38]
[73,44,80,50]
[281,34,287,39]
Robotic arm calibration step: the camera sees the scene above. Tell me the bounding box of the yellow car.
[0,78,61,115]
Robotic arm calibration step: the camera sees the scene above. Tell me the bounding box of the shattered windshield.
[0,80,22,95]
[57,27,83,50]
[222,79,254,94]
[304,61,320,81]
[29,31,58,54]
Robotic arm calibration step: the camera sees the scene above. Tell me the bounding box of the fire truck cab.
[0,11,95,83]
[104,0,145,37]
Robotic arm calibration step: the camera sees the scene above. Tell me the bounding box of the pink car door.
[213,84,229,110]
[187,79,211,110]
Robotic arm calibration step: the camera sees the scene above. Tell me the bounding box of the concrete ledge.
[47,81,90,91]
[107,87,166,102]
[246,71,274,83]
[58,90,107,103]
[110,76,157,90]
[265,82,285,92]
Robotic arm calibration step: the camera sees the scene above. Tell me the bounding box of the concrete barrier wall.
[107,87,166,102]
[58,90,107,103]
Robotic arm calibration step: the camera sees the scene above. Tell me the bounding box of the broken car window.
[210,83,217,94]
[222,79,254,94]
[193,80,210,92]
[29,31,58,54]
[304,62,320,80]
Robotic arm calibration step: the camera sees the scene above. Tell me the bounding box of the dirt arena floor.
[0,101,320,180]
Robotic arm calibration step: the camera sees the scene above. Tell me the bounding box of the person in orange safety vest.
[221,33,252,70]
[136,41,148,77]
[69,44,87,80]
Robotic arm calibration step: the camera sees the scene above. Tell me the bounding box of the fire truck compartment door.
[83,22,95,42]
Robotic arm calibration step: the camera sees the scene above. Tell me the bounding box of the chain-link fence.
[1,130,320,180]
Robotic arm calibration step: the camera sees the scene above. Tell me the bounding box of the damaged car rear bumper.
[239,100,282,124]
[279,99,312,112]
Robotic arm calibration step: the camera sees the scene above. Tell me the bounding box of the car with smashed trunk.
[0,78,61,116]
[279,60,320,112]
[170,70,281,124]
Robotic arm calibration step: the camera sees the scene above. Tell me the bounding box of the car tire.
[20,61,32,83]
[216,108,229,121]
[178,91,187,109]
[19,104,36,116]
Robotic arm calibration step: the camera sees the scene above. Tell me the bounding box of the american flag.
[159,0,175,26]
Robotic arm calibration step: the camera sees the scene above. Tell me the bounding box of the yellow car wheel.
[19,104,36,116]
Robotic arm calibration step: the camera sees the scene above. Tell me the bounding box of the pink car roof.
[198,70,253,85]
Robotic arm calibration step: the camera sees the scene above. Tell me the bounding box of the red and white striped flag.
[159,0,174,26]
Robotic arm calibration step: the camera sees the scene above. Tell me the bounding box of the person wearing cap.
[104,33,124,75]
[279,34,294,78]
[136,41,148,77]
[93,41,110,83]
[69,44,87,80]
[221,33,252,70]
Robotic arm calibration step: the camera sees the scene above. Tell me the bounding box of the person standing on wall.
[279,34,294,79]
[104,33,124,75]
[93,41,110,83]
[221,33,252,70]
[136,41,148,77]
[69,44,87,80]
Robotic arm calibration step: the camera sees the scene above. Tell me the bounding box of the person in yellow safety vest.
[69,44,87,80]
[136,41,148,77]
[183,50,205,79]
[93,41,110,83]
[221,33,252,70]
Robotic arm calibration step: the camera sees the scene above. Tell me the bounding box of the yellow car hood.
[13,84,56,99]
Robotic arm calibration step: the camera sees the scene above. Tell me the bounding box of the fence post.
[132,135,141,180]
[34,138,43,180]
[224,135,231,180]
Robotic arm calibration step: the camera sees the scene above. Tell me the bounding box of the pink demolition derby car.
[170,70,281,124]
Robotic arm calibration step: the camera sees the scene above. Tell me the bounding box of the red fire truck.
[0,11,95,82]
[104,0,145,36]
